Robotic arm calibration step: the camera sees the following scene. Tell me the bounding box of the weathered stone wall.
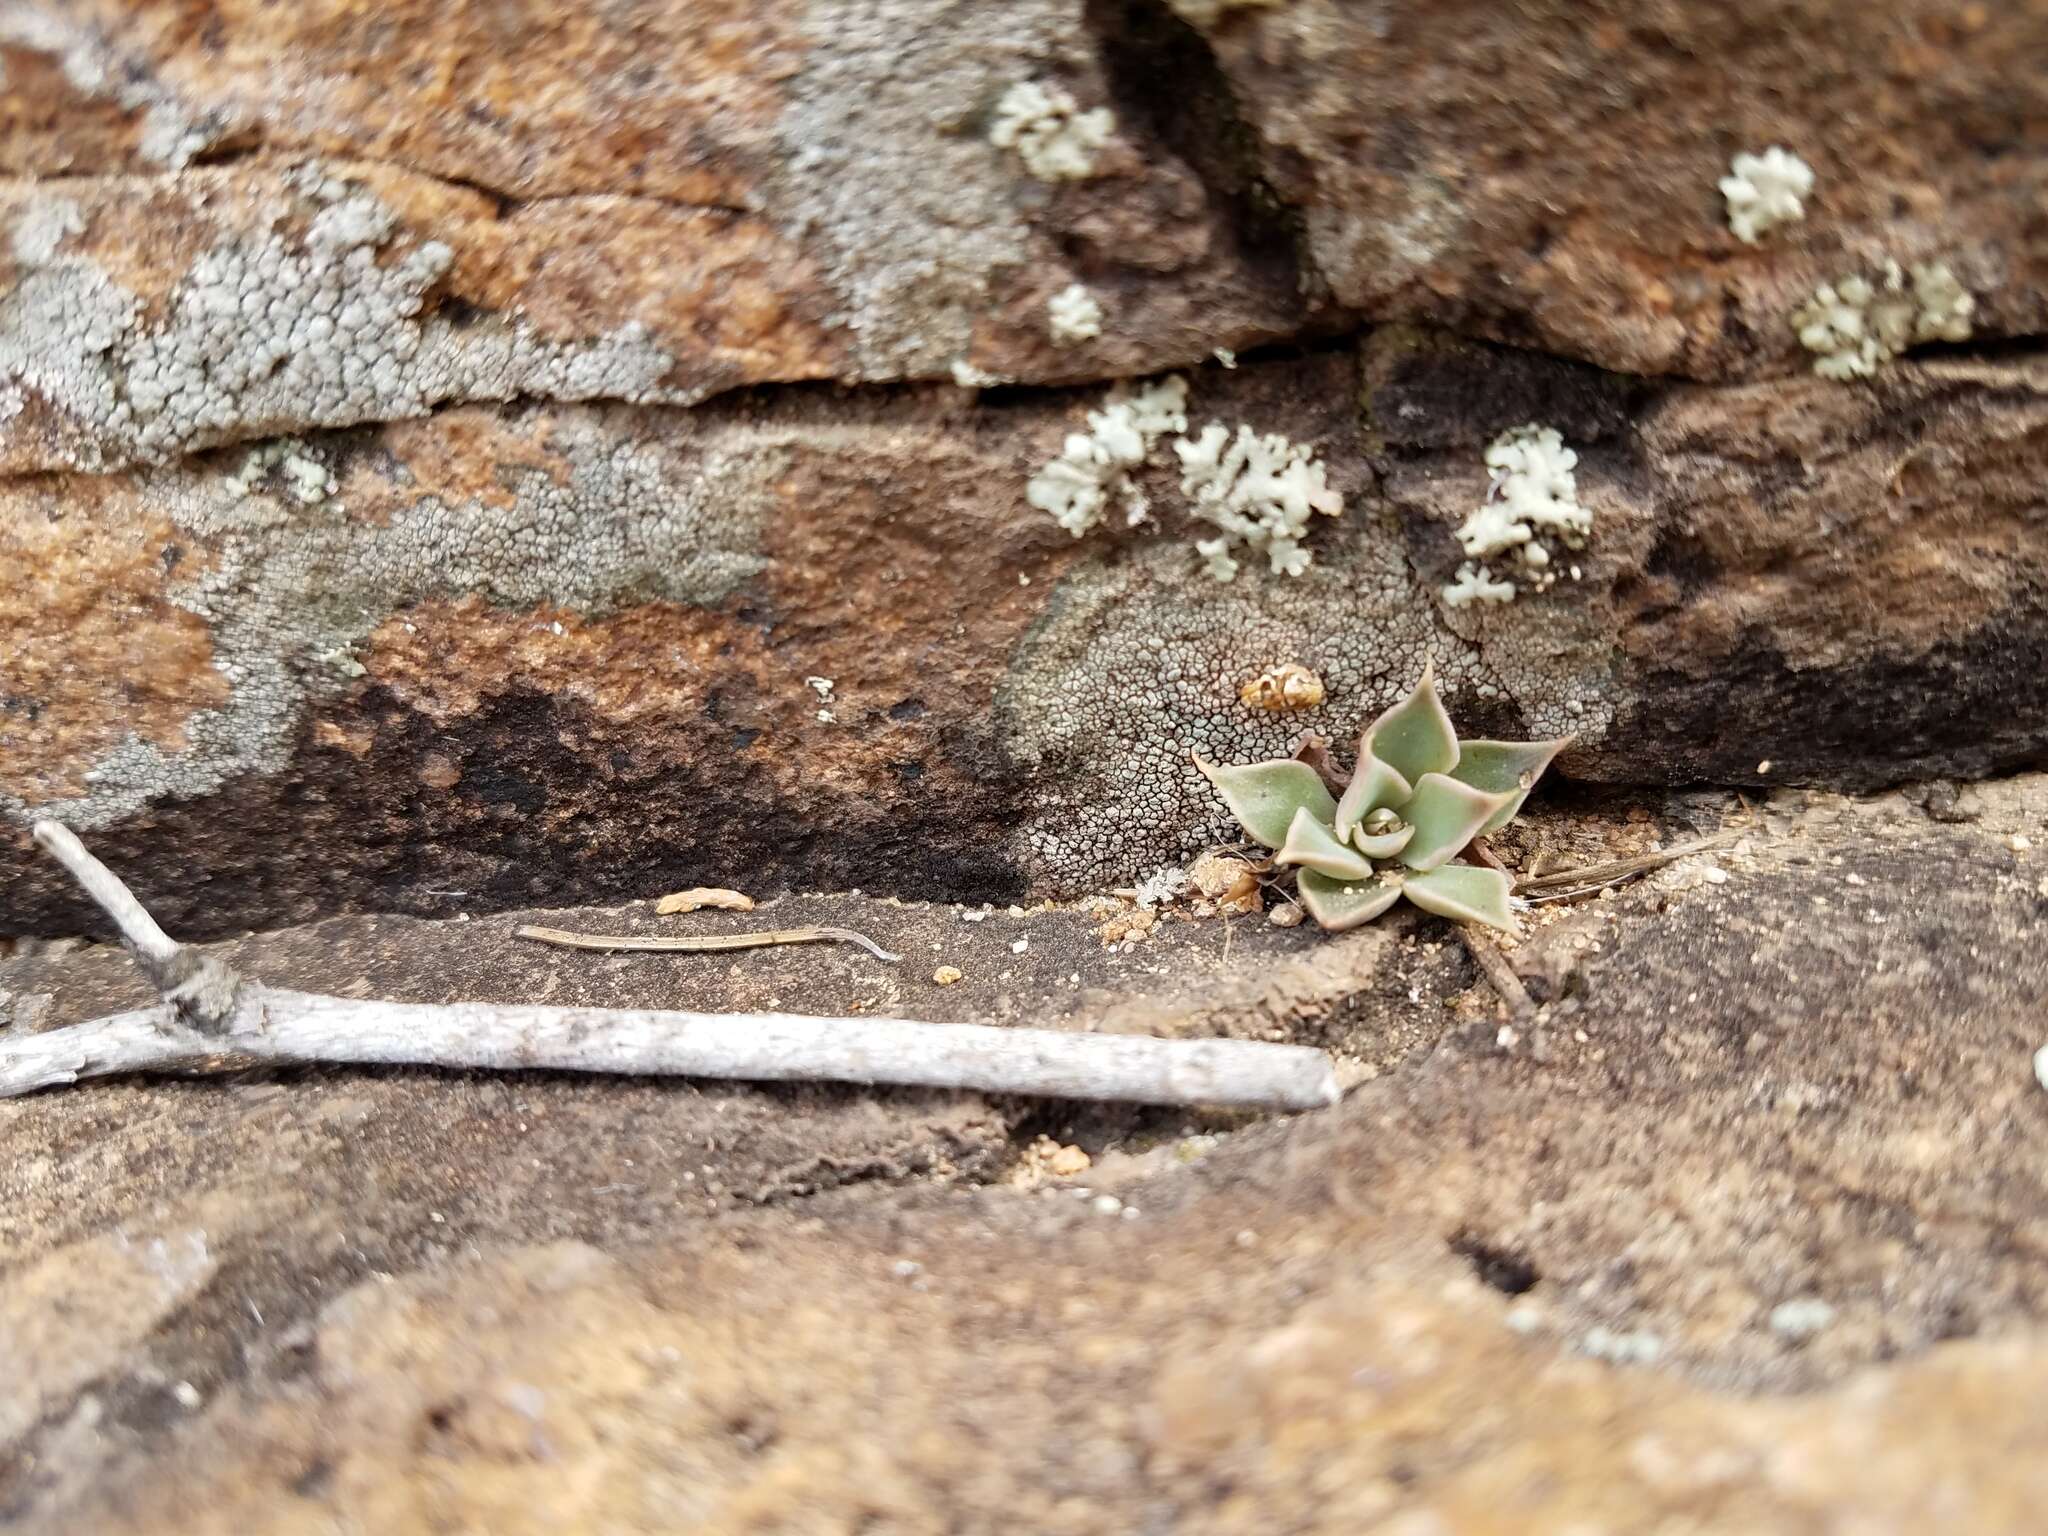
[3,0,2045,933]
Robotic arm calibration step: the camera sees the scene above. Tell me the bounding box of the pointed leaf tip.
[1360,665,1460,787]
[1297,869,1403,932]
[1197,756,1338,851]
[1448,737,1572,833]
[1400,864,1518,933]
[1274,807,1375,881]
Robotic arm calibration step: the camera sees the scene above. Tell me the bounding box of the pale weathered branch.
[31,820,240,1030]
[1513,831,1736,900]
[516,922,901,962]
[2,824,1339,1112]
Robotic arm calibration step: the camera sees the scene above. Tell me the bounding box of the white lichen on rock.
[1027,374,1189,535]
[1793,259,1974,380]
[1443,424,1590,604]
[0,7,227,167]
[988,80,1115,181]
[1166,0,1289,23]
[0,170,679,470]
[1719,147,1815,245]
[949,359,1004,389]
[1441,562,1516,609]
[1131,864,1190,909]
[226,439,337,505]
[1047,283,1104,344]
[10,197,84,265]
[1028,376,1342,579]
[5,413,782,831]
[1174,422,1343,579]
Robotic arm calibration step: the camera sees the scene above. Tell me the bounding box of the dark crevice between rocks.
[1084,0,1336,322]
[1359,324,1661,460]
[1600,600,2048,792]
[1906,332,2048,367]
[4,684,1033,943]
[1450,1231,1542,1296]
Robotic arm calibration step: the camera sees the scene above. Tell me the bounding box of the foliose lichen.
[1026,374,1344,580]
[988,80,1116,181]
[1047,283,1104,344]
[1719,147,1815,245]
[1793,260,1973,380]
[1442,423,1590,605]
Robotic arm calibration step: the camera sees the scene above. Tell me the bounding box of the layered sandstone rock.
[2,0,2044,932]
[5,345,2044,933]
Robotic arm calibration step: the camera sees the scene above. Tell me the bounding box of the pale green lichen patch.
[0,168,679,472]
[4,409,779,831]
[0,7,229,168]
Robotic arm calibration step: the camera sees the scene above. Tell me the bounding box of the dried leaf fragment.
[656,888,756,915]
[1240,662,1326,711]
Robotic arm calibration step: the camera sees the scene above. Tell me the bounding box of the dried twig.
[517,923,901,963]
[2,822,1338,1112]
[1458,926,1535,1016]
[1513,831,1735,902]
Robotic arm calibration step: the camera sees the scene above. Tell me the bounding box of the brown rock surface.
[4,0,2047,925]
[2,781,2045,1530]
[6,347,2045,932]
[0,0,1310,470]
[1197,0,2048,378]
[6,6,2047,1527]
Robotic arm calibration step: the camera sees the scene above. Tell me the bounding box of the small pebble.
[891,1259,923,1278]
[2034,1042,2048,1094]
[1703,866,1729,885]
[1091,1194,1123,1217]
[1267,903,1304,928]
[171,1381,202,1410]
[1048,1143,1091,1178]
[1011,938,1029,954]
[1578,1326,1664,1365]
[1757,759,1773,774]
[932,965,964,986]
[2012,833,2033,853]
[1768,1298,1837,1340]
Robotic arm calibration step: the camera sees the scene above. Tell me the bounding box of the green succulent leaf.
[1196,756,1338,851]
[1400,864,1518,933]
[1394,773,1518,871]
[1350,821,1415,860]
[1448,737,1572,833]
[1359,658,1460,787]
[1297,869,1404,932]
[1333,756,1411,845]
[1274,807,1376,881]
[1333,752,1412,840]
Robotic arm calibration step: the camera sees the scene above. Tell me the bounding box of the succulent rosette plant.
[1196,662,1568,933]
